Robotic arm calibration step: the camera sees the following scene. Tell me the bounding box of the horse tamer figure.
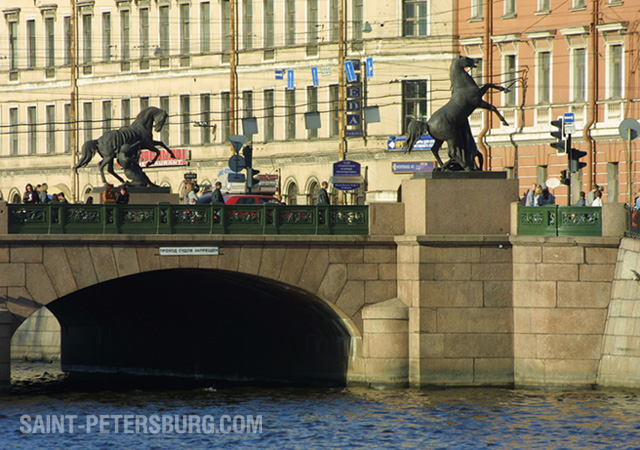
[74,106,175,186]
[405,56,511,171]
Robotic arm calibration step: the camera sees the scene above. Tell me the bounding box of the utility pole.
[338,0,346,162]
[70,0,79,202]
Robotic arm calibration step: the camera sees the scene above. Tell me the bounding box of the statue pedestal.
[401,172,519,235]
[88,186,179,205]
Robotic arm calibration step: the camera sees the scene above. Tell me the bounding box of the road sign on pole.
[366,57,373,78]
[344,61,357,83]
[563,112,575,135]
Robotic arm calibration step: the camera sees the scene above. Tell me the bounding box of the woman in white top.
[591,189,603,207]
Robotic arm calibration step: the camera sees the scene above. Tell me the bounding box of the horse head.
[454,55,478,71]
[153,108,168,133]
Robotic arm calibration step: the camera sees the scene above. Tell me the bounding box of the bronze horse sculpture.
[74,106,175,185]
[405,56,510,171]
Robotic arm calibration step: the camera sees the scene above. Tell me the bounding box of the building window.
[572,47,586,102]
[287,182,298,205]
[200,2,210,53]
[160,96,170,143]
[64,103,71,153]
[263,89,274,142]
[307,86,318,139]
[330,0,339,41]
[83,102,93,143]
[139,8,149,60]
[285,90,296,140]
[264,0,274,48]
[537,0,550,12]
[82,13,92,65]
[46,105,56,154]
[64,17,71,66]
[504,0,516,16]
[607,162,618,203]
[470,57,483,84]
[285,0,295,45]
[181,95,190,145]
[121,10,130,61]
[102,100,112,133]
[403,80,428,133]
[222,1,230,55]
[102,12,111,62]
[27,20,36,69]
[28,106,37,155]
[609,44,623,99]
[180,3,190,55]
[200,93,211,144]
[329,84,339,138]
[537,51,551,104]
[140,96,150,111]
[471,0,483,19]
[8,20,18,71]
[352,0,363,42]
[573,0,585,7]
[403,0,428,37]
[243,90,253,120]
[243,0,253,50]
[536,166,547,187]
[307,0,318,52]
[10,108,19,155]
[121,99,130,126]
[159,6,170,62]
[221,92,230,142]
[504,54,517,106]
[45,17,55,69]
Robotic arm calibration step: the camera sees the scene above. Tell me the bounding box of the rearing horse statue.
[74,106,175,185]
[405,56,510,171]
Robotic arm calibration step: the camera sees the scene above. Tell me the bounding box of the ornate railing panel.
[518,206,602,236]
[7,203,369,235]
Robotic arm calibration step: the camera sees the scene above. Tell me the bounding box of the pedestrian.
[50,193,60,203]
[38,183,51,203]
[592,189,603,207]
[536,187,555,206]
[532,185,543,206]
[23,184,39,203]
[57,192,69,204]
[317,181,330,205]
[586,184,600,206]
[575,191,586,207]
[524,183,537,206]
[211,181,225,204]
[116,186,130,204]
[102,183,117,203]
[185,182,198,204]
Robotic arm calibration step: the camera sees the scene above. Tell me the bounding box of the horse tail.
[74,140,99,169]
[405,120,429,153]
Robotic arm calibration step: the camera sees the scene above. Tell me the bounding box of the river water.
[2,362,640,449]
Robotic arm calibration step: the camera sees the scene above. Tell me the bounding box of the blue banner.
[387,135,435,151]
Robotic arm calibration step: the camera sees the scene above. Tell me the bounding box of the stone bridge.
[1,177,640,391]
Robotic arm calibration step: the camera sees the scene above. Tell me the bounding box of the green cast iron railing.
[518,206,602,236]
[7,203,369,235]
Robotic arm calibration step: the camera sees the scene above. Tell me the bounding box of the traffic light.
[560,169,570,186]
[550,117,567,155]
[569,148,587,173]
[242,145,253,167]
[246,167,261,189]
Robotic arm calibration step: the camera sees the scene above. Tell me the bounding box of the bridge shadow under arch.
[47,269,354,387]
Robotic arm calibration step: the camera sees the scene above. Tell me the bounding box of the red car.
[196,194,283,205]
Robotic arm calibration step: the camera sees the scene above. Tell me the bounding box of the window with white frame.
[27,20,36,69]
[471,0,483,19]
[263,89,274,142]
[403,80,428,132]
[159,6,170,57]
[46,105,56,154]
[504,54,517,106]
[308,0,318,46]
[608,43,623,99]
[222,1,230,53]
[160,96,170,142]
[180,95,190,145]
[537,51,551,104]
[285,0,295,45]
[200,2,210,53]
[243,0,253,50]
[403,0,428,37]
[200,93,211,144]
[83,102,93,143]
[64,104,71,153]
[8,19,18,70]
[329,84,339,137]
[180,3,190,55]
[537,0,550,12]
[102,12,111,62]
[264,0,274,48]
[45,17,55,69]
[504,0,515,16]
[139,8,149,59]
[102,100,112,133]
[120,9,130,61]
[572,47,587,102]
[307,86,318,139]
[10,107,19,155]
[82,13,92,65]
[63,17,71,66]
[121,98,130,126]
[330,0,339,41]
[286,90,296,140]
[221,92,230,141]
[27,106,37,155]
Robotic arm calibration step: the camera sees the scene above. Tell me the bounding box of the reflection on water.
[3,363,640,449]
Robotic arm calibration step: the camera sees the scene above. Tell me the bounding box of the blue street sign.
[391,161,435,173]
[387,135,435,151]
[366,57,373,78]
[275,69,284,80]
[287,69,294,90]
[311,67,319,87]
[563,112,575,134]
[345,61,357,83]
[332,160,362,191]
[563,112,575,123]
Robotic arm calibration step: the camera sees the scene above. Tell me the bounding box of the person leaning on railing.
[102,184,117,203]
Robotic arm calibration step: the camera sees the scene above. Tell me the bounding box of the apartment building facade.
[458,0,640,205]
[0,0,457,204]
